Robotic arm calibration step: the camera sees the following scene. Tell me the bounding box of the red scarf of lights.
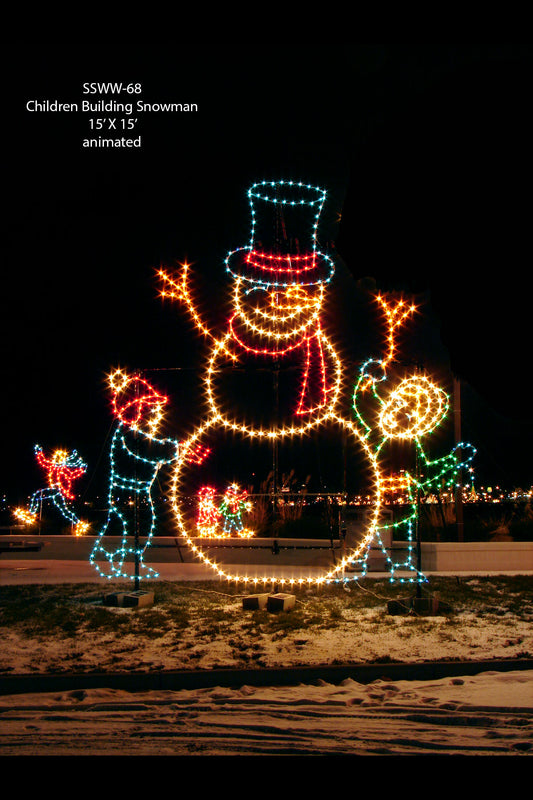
[228,253,331,415]
[36,449,85,501]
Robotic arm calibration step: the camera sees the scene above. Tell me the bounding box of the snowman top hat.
[225,180,335,288]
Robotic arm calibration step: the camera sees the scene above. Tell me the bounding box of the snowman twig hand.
[158,264,216,343]
[182,441,211,465]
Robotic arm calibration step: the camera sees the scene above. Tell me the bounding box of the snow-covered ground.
[1,671,532,756]
[1,560,532,756]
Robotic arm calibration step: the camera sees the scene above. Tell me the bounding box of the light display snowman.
[159,179,475,588]
[159,180,384,588]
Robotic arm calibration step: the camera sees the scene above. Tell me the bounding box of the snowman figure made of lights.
[160,180,383,586]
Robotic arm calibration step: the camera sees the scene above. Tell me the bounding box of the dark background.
[2,43,532,508]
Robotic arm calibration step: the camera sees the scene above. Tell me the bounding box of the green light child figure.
[218,483,253,538]
[351,296,475,582]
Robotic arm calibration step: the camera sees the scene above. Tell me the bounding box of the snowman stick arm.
[157,264,216,342]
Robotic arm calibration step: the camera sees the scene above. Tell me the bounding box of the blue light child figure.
[90,369,208,580]
[14,444,88,535]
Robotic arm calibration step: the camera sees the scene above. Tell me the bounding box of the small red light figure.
[14,445,88,534]
[196,486,221,537]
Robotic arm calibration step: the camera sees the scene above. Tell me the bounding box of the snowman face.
[231,279,325,354]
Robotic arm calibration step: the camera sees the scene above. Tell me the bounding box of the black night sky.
[2,43,533,508]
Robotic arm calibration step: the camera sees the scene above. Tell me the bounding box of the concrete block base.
[103,592,129,607]
[412,596,452,615]
[123,590,154,608]
[242,593,270,610]
[103,590,154,608]
[386,598,412,615]
[387,596,453,616]
[267,593,296,612]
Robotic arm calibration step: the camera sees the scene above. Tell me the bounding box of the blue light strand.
[89,420,180,580]
[225,180,335,288]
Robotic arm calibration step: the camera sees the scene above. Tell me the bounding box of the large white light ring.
[169,412,383,586]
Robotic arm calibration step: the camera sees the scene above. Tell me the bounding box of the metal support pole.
[134,379,140,591]
[453,376,464,542]
[415,444,422,598]
[272,358,279,532]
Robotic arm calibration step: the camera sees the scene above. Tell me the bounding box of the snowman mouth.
[230,279,324,351]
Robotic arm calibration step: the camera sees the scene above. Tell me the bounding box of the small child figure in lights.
[352,350,475,582]
[196,486,222,537]
[14,445,88,535]
[218,483,253,538]
[90,369,209,580]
